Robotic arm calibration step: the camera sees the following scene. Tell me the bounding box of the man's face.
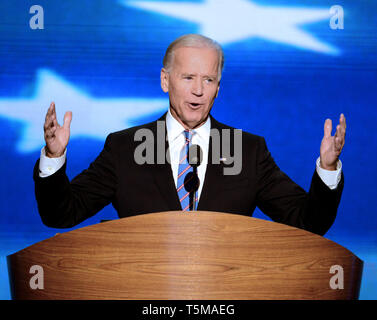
[161,46,220,129]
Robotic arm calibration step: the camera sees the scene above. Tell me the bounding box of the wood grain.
[7,211,363,299]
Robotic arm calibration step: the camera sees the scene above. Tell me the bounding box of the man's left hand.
[320,113,346,170]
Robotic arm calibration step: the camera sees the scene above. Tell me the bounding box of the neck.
[169,108,208,130]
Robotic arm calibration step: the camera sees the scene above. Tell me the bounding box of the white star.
[123,0,339,54]
[0,69,168,152]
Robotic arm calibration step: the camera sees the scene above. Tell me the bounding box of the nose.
[191,78,203,96]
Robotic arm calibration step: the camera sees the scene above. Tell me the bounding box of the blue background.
[0,0,376,299]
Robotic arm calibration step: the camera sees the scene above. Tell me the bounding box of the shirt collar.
[166,108,211,141]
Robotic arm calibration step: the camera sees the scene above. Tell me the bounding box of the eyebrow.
[181,73,217,79]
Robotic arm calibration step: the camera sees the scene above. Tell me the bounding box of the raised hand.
[320,114,346,170]
[44,102,72,158]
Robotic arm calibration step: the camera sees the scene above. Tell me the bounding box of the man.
[34,34,346,235]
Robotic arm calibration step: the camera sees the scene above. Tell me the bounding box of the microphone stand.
[192,165,198,211]
[187,144,202,211]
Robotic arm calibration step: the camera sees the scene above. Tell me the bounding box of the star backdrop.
[0,0,376,299]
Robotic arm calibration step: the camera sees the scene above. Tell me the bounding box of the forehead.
[172,46,219,75]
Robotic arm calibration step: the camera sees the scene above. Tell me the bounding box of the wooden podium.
[7,211,363,299]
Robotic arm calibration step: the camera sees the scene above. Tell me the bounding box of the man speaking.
[34,34,346,235]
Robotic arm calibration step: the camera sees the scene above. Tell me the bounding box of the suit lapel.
[150,114,181,210]
[197,116,226,210]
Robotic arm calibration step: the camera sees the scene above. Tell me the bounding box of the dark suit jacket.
[33,114,344,235]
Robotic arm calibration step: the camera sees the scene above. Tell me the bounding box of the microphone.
[188,144,203,167]
[184,144,203,210]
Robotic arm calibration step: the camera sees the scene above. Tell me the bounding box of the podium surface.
[7,211,363,299]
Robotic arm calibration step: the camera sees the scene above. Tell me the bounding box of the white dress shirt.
[165,108,210,202]
[39,110,342,201]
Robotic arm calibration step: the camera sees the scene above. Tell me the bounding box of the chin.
[186,117,205,129]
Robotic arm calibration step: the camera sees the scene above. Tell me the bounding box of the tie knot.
[184,129,193,142]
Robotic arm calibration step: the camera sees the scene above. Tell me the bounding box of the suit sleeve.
[33,134,118,228]
[255,137,344,236]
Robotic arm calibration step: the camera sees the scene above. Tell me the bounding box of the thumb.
[324,118,332,138]
[63,111,72,129]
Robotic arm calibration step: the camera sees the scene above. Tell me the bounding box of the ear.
[215,81,220,98]
[160,68,169,93]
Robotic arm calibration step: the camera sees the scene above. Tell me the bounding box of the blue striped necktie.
[177,130,198,211]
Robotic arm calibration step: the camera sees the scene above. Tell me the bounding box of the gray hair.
[163,34,225,80]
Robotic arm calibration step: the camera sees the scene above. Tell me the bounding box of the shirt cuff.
[316,157,342,190]
[39,147,67,178]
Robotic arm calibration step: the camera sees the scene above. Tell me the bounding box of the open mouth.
[187,102,202,109]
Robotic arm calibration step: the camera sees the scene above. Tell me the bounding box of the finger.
[44,121,57,136]
[44,114,57,131]
[63,111,72,130]
[49,103,63,129]
[340,113,346,135]
[44,116,55,131]
[335,126,345,150]
[45,102,58,127]
[46,102,54,118]
[324,119,332,138]
[335,124,341,136]
[335,136,343,151]
[335,123,344,139]
[49,102,56,119]
[51,111,59,128]
[44,102,54,126]
[340,113,346,124]
[339,112,346,126]
[336,121,346,141]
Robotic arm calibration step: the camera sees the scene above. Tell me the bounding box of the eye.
[184,76,193,80]
[205,78,214,83]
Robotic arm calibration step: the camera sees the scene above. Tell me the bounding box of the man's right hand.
[44,102,72,158]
